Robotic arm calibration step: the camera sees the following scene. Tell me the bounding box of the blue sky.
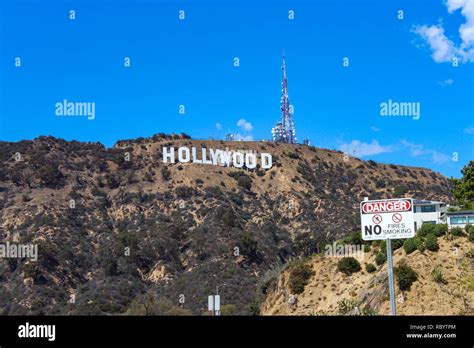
[0,0,472,177]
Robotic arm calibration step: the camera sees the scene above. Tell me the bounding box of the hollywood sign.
[162,146,273,169]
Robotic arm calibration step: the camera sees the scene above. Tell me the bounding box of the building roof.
[446,210,474,216]
[413,199,444,205]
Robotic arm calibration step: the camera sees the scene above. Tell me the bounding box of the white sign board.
[360,198,415,241]
[208,295,214,311]
[208,295,221,311]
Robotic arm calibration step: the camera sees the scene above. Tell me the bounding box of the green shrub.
[431,267,447,284]
[228,171,253,190]
[469,231,474,242]
[365,263,376,273]
[417,223,435,237]
[340,231,365,246]
[287,152,300,160]
[36,163,64,187]
[393,185,409,197]
[465,224,474,235]
[337,257,361,275]
[337,299,357,315]
[414,236,425,252]
[220,304,238,316]
[237,175,252,190]
[394,263,417,291]
[126,295,192,315]
[450,227,464,237]
[360,306,377,316]
[161,166,171,181]
[375,251,386,266]
[175,186,194,199]
[425,234,439,252]
[238,232,261,263]
[289,261,315,294]
[433,224,448,237]
[391,239,404,250]
[467,249,474,258]
[403,238,417,254]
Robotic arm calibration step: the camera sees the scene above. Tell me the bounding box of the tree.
[451,161,474,209]
[239,231,262,264]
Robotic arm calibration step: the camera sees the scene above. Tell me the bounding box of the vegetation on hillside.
[451,161,474,210]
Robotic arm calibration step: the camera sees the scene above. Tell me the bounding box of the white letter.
[162,147,175,163]
[49,325,56,341]
[245,153,257,169]
[261,153,272,169]
[412,102,420,120]
[18,324,26,338]
[218,150,232,167]
[233,152,244,168]
[178,147,190,162]
[88,102,95,120]
[55,102,63,116]
[192,147,202,163]
[202,148,212,164]
[210,148,220,165]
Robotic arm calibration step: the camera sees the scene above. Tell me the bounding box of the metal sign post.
[386,238,396,316]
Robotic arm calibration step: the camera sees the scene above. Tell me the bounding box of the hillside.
[0,133,454,315]
[261,232,474,315]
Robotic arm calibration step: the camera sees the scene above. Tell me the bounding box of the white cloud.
[447,0,474,48]
[339,140,394,157]
[413,0,474,63]
[340,139,452,164]
[237,119,253,132]
[464,126,474,134]
[413,24,457,62]
[431,151,451,164]
[234,133,253,141]
[401,140,451,164]
[438,78,454,86]
[215,122,223,130]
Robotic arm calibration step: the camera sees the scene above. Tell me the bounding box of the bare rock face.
[357,272,389,311]
[0,134,453,315]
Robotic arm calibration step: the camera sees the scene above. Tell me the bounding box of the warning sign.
[360,198,415,241]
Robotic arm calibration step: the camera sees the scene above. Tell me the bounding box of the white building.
[446,210,474,229]
[413,199,447,230]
